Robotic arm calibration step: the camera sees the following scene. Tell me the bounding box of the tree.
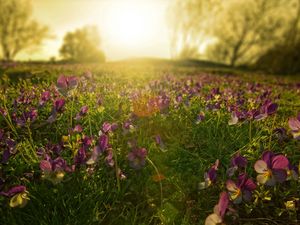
[168,0,297,66]
[167,0,220,59]
[208,0,290,66]
[59,26,105,63]
[0,0,49,61]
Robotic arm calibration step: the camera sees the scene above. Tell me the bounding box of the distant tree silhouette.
[255,0,300,74]
[0,0,49,61]
[168,0,298,67]
[59,26,105,63]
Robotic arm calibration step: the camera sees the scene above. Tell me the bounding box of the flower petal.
[243,178,257,191]
[262,151,274,168]
[226,180,238,192]
[254,160,268,173]
[288,118,300,131]
[243,189,252,202]
[205,213,222,225]
[257,173,269,185]
[273,169,287,183]
[272,155,289,170]
[265,175,276,186]
[233,194,243,204]
[218,192,229,218]
[40,160,52,172]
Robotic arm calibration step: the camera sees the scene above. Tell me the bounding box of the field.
[0,62,299,225]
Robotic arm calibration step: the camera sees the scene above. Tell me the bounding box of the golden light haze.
[17,0,171,61]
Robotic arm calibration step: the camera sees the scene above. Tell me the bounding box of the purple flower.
[254,101,278,121]
[155,135,165,149]
[57,75,78,94]
[196,112,205,124]
[40,156,69,184]
[227,153,247,177]
[205,192,229,225]
[199,160,219,189]
[102,122,112,133]
[128,147,148,169]
[86,134,108,165]
[288,113,300,140]
[2,138,17,164]
[226,173,256,204]
[47,98,65,123]
[39,91,51,106]
[73,125,83,133]
[54,98,65,113]
[75,106,88,120]
[0,185,29,208]
[254,151,289,186]
[74,147,86,166]
[105,148,114,167]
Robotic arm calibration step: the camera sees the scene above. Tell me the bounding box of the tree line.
[168,0,300,73]
[0,0,105,63]
[1,0,300,74]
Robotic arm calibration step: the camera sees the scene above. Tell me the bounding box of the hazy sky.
[17,0,171,61]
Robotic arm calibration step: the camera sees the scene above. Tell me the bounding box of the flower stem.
[147,157,163,207]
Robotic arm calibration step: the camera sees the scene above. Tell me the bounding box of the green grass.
[0,62,299,225]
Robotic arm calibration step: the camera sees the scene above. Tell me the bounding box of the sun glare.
[102,0,166,54]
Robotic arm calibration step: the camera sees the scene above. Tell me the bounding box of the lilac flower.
[123,120,135,133]
[226,173,256,204]
[288,113,300,139]
[57,75,78,94]
[227,153,247,177]
[54,98,65,113]
[39,91,51,106]
[128,147,148,169]
[199,160,219,189]
[74,147,86,166]
[73,125,83,133]
[196,112,205,124]
[47,98,65,123]
[86,134,108,165]
[105,148,114,167]
[205,192,229,225]
[155,135,165,149]
[254,100,278,121]
[13,108,38,127]
[40,156,69,184]
[2,138,17,164]
[75,106,88,120]
[254,151,289,186]
[0,185,29,208]
[102,122,112,133]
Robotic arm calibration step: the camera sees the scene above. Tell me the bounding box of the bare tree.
[0,0,49,61]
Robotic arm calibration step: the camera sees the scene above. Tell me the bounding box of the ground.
[0,61,299,225]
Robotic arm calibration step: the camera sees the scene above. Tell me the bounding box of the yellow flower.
[9,192,29,208]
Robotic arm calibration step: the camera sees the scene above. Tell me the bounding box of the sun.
[102,0,163,48]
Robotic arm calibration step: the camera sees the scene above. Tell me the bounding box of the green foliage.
[0,63,299,225]
[0,0,49,61]
[59,26,106,63]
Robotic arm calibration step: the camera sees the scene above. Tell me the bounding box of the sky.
[17,0,172,61]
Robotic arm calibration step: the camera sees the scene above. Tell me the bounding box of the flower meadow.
[0,64,299,225]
